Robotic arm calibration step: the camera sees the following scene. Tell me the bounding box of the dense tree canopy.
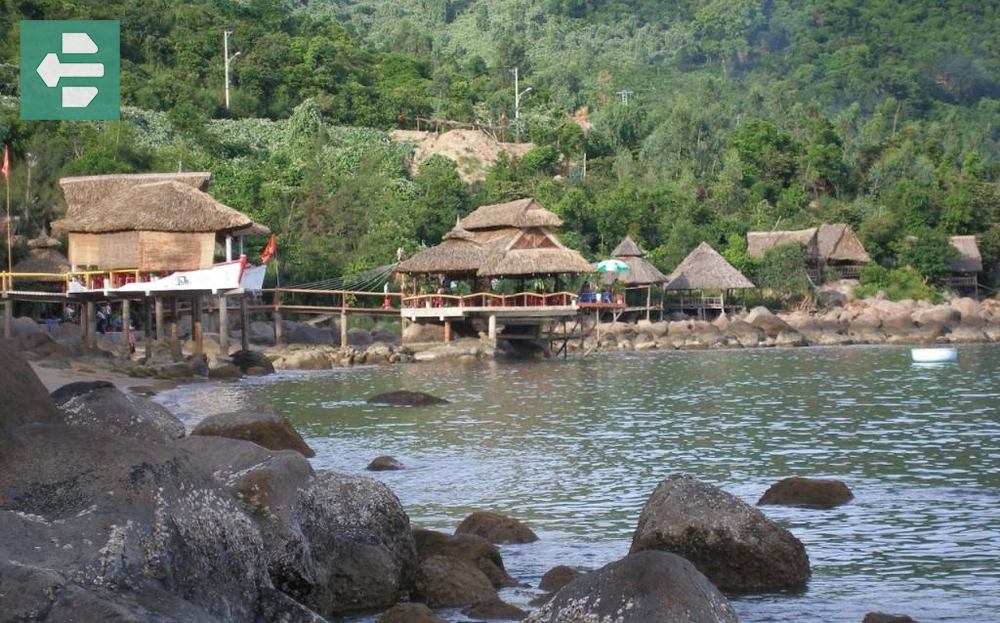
[1,0,999,289]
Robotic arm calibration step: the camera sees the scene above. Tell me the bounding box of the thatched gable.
[610,235,644,258]
[54,180,253,235]
[460,198,563,230]
[26,228,60,249]
[747,228,819,259]
[477,227,593,277]
[949,235,982,273]
[665,242,755,290]
[395,222,493,275]
[817,224,870,262]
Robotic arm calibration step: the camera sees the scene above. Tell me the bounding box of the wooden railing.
[664,295,724,310]
[401,291,577,309]
[1,269,152,292]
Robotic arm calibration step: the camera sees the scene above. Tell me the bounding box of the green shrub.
[894,228,958,282]
[754,242,813,298]
[855,263,942,302]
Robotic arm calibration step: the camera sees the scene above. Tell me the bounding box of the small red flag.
[1,145,8,181]
[260,234,277,263]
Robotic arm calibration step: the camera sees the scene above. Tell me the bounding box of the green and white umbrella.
[595,258,630,273]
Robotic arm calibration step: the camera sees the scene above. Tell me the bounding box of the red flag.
[260,234,277,263]
[1,145,8,181]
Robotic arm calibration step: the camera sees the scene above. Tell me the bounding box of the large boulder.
[248,320,276,345]
[403,322,446,343]
[378,603,446,623]
[455,511,538,544]
[758,477,854,509]
[725,320,764,348]
[462,596,527,620]
[347,328,374,348]
[9,315,43,337]
[192,410,315,457]
[539,565,581,592]
[230,349,276,375]
[52,383,186,444]
[368,455,405,471]
[0,340,63,442]
[296,471,419,615]
[413,555,496,608]
[413,529,516,589]
[286,324,336,346]
[911,305,961,328]
[368,390,449,406]
[750,312,793,338]
[630,474,810,592]
[524,551,738,623]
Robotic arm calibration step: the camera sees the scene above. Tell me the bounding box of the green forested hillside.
[1,0,999,292]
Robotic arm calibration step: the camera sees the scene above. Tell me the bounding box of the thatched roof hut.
[949,235,983,273]
[50,173,264,272]
[12,229,70,279]
[53,180,253,235]
[816,224,870,262]
[664,242,755,290]
[460,198,563,230]
[747,228,819,259]
[601,235,668,286]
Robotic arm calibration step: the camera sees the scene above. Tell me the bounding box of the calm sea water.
[158,344,1000,623]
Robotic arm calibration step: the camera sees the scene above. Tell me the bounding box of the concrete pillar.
[340,309,348,348]
[85,301,97,348]
[444,319,452,343]
[192,295,203,354]
[218,294,228,356]
[240,295,250,351]
[154,297,164,343]
[488,314,497,341]
[3,298,11,339]
[225,236,233,262]
[122,299,131,353]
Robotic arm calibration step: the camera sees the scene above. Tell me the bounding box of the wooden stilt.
[488,314,497,342]
[193,295,203,354]
[144,296,153,360]
[444,319,452,343]
[240,295,250,351]
[154,297,164,343]
[218,294,228,356]
[3,298,11,339]
[340,309,348,348]
[645,286,652,322]
[85,301,96,348]
[169,298,180,357]
[273,291,283,345]
[122,299,131,354]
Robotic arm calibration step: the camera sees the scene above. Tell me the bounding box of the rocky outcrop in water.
[455,510,539,544]
[413,555,497,608]
[758,477,854,509]
[0,340,417,622]
[863,613,917,623]
[368,455,405,471]
[192,409,316,457]
[630,474,810,592]
[367,390,449,406]
[413,529,516,589]
[524,551,739,623]
[378,603,446,623]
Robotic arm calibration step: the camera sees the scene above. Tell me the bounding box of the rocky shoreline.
[1,337,928,622]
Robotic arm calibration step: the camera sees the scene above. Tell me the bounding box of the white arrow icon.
[62,33,99,54]
[62,86,99,108]
[36,53,104,88]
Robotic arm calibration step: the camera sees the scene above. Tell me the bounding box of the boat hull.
[911,347,957,363]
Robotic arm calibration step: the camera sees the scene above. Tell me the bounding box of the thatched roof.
[611,235,645,258]
[476,228,594,277]
[817,224,870,262]
[26,228,60,249]
[949,235,982,273]
[59,172,211,215]
[747,228,819,259]
[664,242,755,290]
[231,222,272,237]
[460,198,563,230]
[395,222,493,275]
[53,180,254,234]
[600,256,669,286]
[12,247,70,278]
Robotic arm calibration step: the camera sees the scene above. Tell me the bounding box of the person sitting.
[579,281,596,304]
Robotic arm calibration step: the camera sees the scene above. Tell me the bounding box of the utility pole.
[511,66,532,121]
[223,30,241,110]
[616,89,633,105]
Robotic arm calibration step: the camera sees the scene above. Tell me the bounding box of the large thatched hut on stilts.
[664,242,755,318]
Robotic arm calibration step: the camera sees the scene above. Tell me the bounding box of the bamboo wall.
[68,231,214,271]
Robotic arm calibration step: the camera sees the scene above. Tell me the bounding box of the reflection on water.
[159,344,1000,623]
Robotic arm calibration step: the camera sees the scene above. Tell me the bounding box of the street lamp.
[224,30,241,110]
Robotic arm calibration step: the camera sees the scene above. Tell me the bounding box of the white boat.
[911,347,957,363]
